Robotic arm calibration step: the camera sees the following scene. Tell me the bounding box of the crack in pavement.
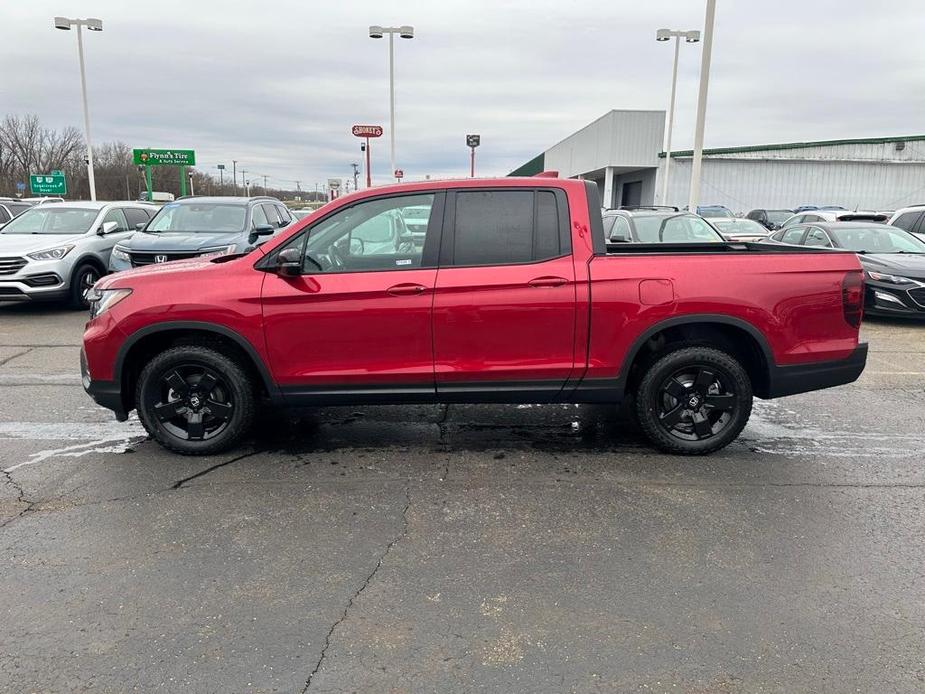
[0,468,35,529]
[301,483,412,693]
[436,404,451,481]
[0,347,33,368]
[171,450,260,489]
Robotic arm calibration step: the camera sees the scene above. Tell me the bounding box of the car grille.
[0,256,27,276]
[908,287,925,309]
[129,251,202,267]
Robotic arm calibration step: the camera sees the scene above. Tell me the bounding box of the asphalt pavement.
[1,303,923,693]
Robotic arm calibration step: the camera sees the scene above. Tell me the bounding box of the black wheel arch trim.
[114,321,279,402]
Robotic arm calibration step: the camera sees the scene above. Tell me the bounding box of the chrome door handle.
[387,283,427,296]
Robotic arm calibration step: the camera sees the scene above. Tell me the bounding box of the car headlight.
[866,271,919,285]
[27,244,74,261]
[86,287,132,318]
[111,246,131,262]
[198,244,236,259]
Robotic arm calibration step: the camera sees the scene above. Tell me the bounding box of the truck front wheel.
[635,346,752,455]
[135,345,256,455]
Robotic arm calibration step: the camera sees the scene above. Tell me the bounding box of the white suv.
[888,205,925,240]
[0,201,157,308]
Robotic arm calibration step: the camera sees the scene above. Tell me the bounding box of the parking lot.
[0,305,923,691]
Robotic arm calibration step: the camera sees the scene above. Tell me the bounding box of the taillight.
[842,270,864,328]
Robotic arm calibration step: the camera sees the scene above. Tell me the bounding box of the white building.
[511,109,925,212]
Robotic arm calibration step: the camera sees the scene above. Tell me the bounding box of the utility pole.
[232,160,238,196]
[351,163,359,192]
[688,0,717,211]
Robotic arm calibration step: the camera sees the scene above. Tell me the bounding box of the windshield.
[830,226,925,253]
[712,219,767,235]
[0,207,98,235]
[766,210,792,225]
[147,202,246,233]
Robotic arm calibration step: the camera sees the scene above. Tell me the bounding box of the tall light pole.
[655,27,700,206]
[688,0,717,212]
[368,25,414,181]
[54,16,102,201]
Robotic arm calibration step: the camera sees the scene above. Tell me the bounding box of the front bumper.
[0,257,71,301]
[864,283,925,317]
[80,346,128,421]
[765,343,868,398]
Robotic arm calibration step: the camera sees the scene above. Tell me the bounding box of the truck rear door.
[432,187,577,399]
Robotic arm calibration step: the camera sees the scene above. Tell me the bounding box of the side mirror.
[276,247,301,277]
[253,224,275,236]
[135,222,146,231]
[349,237,365,255]
[97,221,119,235]
[609,233,629,243]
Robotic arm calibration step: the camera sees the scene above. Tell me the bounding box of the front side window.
[147,203,247,233]
[781,227,807,244]
[660,215,724,243]
[122,208,151,229]
[0,207,9,223]
[284,193,435,273]
[102,208,130,232]
[804,227,832,247]
[610,216,632,241]
[251,204,270,228]
[0,207,99,235]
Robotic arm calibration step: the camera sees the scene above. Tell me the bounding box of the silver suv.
[0,201,157,308]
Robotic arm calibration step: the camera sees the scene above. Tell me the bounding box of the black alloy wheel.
[153,365,234,442]
[136,345,255,455]
[636,346,752,455]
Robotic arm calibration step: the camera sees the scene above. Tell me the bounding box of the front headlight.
[866,271,920,285]
[27,244,75,261]
[86,287,132,318]
[111,245,131,262]
[198,244,236,259]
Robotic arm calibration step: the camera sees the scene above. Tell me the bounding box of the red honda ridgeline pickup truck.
[81,176,867,455]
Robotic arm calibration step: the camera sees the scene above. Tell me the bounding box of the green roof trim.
[509,152,545,176]
[659,134,925,158]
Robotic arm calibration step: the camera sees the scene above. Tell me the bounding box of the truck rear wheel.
[136,345,255,455]
[635,346,752,455]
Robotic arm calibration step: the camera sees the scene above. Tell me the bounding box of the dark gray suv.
[109,196,294,271]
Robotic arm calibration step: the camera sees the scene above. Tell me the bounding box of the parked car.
[745,208,793,231]
[710,218,770,242]
[602,207,724,243]
[82,177,866,457]
[0,201,157,308]
[696,205,735,219]
[888,205,925,240]
[780,210,888,228]
[109,196,294,272]
[290,209,314,220]
[0,198,33,225]
[764,221,925,317]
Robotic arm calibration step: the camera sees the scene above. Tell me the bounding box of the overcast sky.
[3,1,923,189]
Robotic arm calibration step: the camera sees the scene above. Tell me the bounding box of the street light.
[54,16,103,201]
[369,24,414,181]
[656,27,700,206]
[688,0,717,212]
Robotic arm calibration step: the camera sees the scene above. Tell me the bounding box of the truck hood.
[860,253,925,280]
[0,233,86,254]
[122,231,242,252]
[100,256,219,288]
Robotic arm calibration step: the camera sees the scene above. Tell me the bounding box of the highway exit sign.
[133,148,196,166]
[29,173,67,195]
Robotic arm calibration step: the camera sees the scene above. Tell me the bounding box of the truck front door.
[260,192,443,400]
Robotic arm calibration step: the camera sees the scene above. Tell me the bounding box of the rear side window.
[892,211,922,232]
[451,189,564,266]
[276,205,292,225]
[0,207,10,223]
